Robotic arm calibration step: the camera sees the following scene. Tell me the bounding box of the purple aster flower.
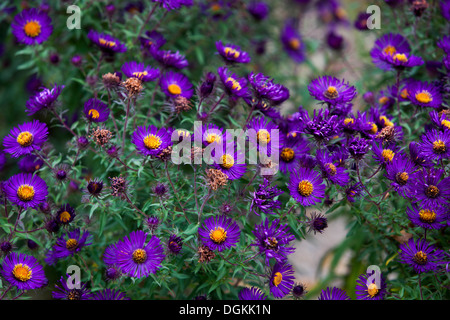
[437,36,450,55]
[87,29,127,54]
[103,243,119,267]
[167,234,183,255]
[440,0,450,21]
[288,167,326,206]
[250,178,283,215]
[410,168,450,208]
[49,229,91,263]
[280,21,305,63]
[247,72,290,105]
[83,98,110,123]
[347,136,371,161]
[247,1,269,21]
[251,218,295,264]
[115,230,165,278]
[300,108,342,144]
[409,141,433,167]
[247,116,282,156]
[316,149,349,186]
[139,30,166,51]
[194,123,224,147]
[399,238,446,273]
[151,48,189,69]
[131,125,172,157]
[52,274,93,300]
[385,153,416,198]
[11,8,53,45]
[354,12,371,30]
[121,61,160,82]
[0,151,6,171]
[84,178,104,199]
[371,141,400,166]
[308,75,357,106]
[406,204,447,230]
[197,71,217,101]
[318,286,351,300]
[25,84,64,115]
[419,128,450,161]
[355,272,386,300]
[345,182,365,203]
[355,110,379,138]
[210,144,246,180]
[160,71,193,99]
[5,173,48,209]
[408,81,443,109]
[92,289,130,300]
[370,33,411,71]
[1,252,47,290]
[152,0,193,11]
[215,41,251,64]
[279,138,310,174]
[3,120,48,158]
[305,212,328,234]
[269,262,295,299]
[198,215,241,252]
[18,154,44,173]
[217,66,251,99]
[379,52,424,71]
[55,203,76,226]
[238,287,266,300]
[326,29,344,50]
[430,110,450,131]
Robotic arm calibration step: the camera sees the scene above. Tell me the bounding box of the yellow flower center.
[132,71,148,79]
[226,77,241,91]
[132,248,148,264]
[289,38,301,50]
[220,154,234,169]
[17,184,35,202]
[273,272,283,287]
[177,130,190,138]
[17,131,34,147]
[393,53,408,63]
[66,239,78,251]
[415,91,432,104]
[425,185,440,198]
[324,86,339,99]
[88,109,100,119]
[378,96,389,105]
[367,283,379,298]
[419,209,437,223]
[325,163,337,175]
[395,172,409,185]
[413,251,428,265]
[206,133,221,144]
[209,227,227,244]
[400,88,409,99]
[59,211,72,223]
[383,45,396,56]
[224,47,240,58]
[257,129,271,144]
[344,118,354,125]
[211,3,222,11]
[99,38,116,48]
[23,21,41,38]
[381,149,395,162]
[433,140,446,154]
[281,147,295,162]
[168,84,182,95]
[441,119,450,129]
[143,134,162,150]
[368,122,378,134]
[298,180,314,197]
[379,116,394,127]
[12,264,32,282]
[335,7,347,19]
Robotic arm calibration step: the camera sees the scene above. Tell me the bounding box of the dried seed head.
[123,77,143,96]
[411,0,428,17]
[206,168,228,191]
[157,145,173,162]
[90,127,113,147]
[191,147,203,163]
[174,96,192,114]
[109,176,128,200]
[197,245,215,263]
[376,125,396,144]
[102,72,121,89]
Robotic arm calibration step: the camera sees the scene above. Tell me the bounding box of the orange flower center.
[12,264,32,282]
[23,21,41,38]
[17,131,34,147]
[88,109,100,119]
[168,84,182,95]
[132,248,148,264]
[273,272,283,287]
[144,134,162,149]
[209,227,227,244]
[298,180,314,197]
[17,184,35,201]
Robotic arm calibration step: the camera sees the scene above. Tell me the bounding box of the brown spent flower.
[197,245,215,263]
[109,176,128,200]
[90,128,113,147]
[123,77,143,96]
[191,147,203,164]
[376,125,396,144]
[206,168,228,191]
[438,109,450,118]
[157,145,173,162]
[102,72,121,89]
[411,0,428,17]
[174,96,192,114]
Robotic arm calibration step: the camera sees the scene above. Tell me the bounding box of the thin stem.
[198,188,212,223]
[107,89,120,137]
[52,109,77,137]
[135,3,158,44]
[207,92,226,117]
[193,166,200,213]
[122,98,132,152]
[125,194,149,218]
[0,285,12,300]
[244,102,257,127]
[115,156,138,172]
[418,273,424,300]
[165,162,191,224]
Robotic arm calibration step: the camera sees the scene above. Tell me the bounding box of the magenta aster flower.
[279,138,309,174]
[87,29,127,54]
[151,48,189,69]
[211,145,246,180]
[410,168,450,208]
[408,81,443,109]
[139,30,166,51]
[5,172,48,209]
[238,287,266,300]
[379,52,424,70]
[1,252,48,291]
[308,75,357,106]
[406,204,447,230]
[269,262,295,299]
[160,71,193,99]
[25,84,64,115]
[247,72,290,105]
[131,125,172,157]
[198,215,241,252]
[83,98,110,123]
[420,128,450,161]
[280,21,305,63]
[121,61,160,82]
[399,238,446,273]
[288,167,326,206]
[11,8,53,45]
[217,66,251,99]
[316,149,349,186]
[370,33,411,71]
[215,41,251,64]
[318,286,351,300]
[250,178,283,215]
[50,228,92,262]
[115,230,165,278]
[3,120,48,158]
[355,272,387,300]
[385,153,416,198]
[371,141,400,166]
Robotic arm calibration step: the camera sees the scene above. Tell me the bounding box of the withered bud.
[206,168,228,191]
[174,96,193,114]
[197,245,216,263]
[102,72,121,89]
[90,127,113,147]
[157,146,173,162]
[191,147,203,164]
[411,0,428,17]
[123,77,143,97]
[376,125,396,144]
